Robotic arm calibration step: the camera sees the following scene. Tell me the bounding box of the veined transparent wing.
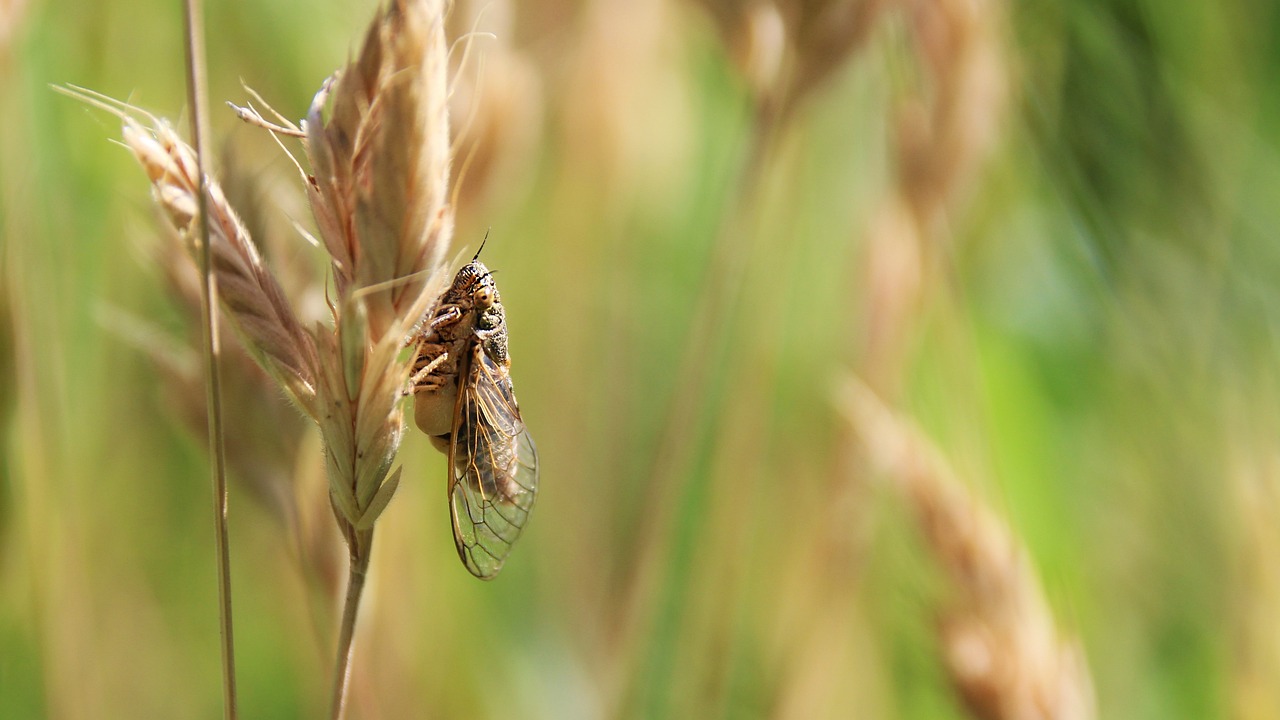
[447,345,539,579]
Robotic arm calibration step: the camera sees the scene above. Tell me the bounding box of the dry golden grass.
[29,0,1259,716]
[694,0,886,120]
[840,377,1096,720]
[830,3,1099,717]
[63,0,456,716]
[282,1,455,715]
[117,109,321,418]
[858,0,1007,395]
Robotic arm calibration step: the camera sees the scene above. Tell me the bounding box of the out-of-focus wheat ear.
[896,0,1006,233]
[857,0,1006,396]
[119,115,320,420]
[779,0,886,115]
[691,0,785,104]
[692,0,885,119]
[304,0,453,340]
[445,0,544,217]
[837,377,1097,720]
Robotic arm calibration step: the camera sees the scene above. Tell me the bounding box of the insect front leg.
[406,304,465,347]
[429,305,464,330]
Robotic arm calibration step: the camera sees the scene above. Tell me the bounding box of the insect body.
[411,253,538,579]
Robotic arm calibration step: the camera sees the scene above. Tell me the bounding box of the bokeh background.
[3,0,1279,717]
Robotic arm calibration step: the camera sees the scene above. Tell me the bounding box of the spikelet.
[692,0,886,117]
[838,377,1096,720]
[148,225,310,522]
[300,0,453,549]
[116,111,320,419]
[303,0,452,341]
[148,151,341,598]
[859,0,1006,392]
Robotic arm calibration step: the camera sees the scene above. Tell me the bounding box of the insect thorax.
[476,304,510,364]
[412,260,510,435]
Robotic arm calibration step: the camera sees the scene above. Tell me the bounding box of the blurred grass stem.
[181,0,238,715]
[618,102,781,713]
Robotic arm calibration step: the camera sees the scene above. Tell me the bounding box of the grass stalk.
[330,533,372,720]
[181,0,238,715]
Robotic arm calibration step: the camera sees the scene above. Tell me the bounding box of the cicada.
[410,246,538,579]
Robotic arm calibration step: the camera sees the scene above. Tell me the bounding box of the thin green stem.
[181,0,238,716]
[615,99,783,718]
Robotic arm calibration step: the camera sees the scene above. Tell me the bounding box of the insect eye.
[473,286,495,307]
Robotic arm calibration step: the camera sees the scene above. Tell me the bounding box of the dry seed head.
[896,0,1006,231]
[838,377,1096,720]
[304,0,455,536]
[856,0,1006,395]
[735,2,787,99]
[219,143,328,327]
[778,0,885,110]
[63,81,323,535]
[304,0,453,341]
[694,0,885,116]
[121,116,320,419]
[560,0,694,207]
[315,308,415,538]
[693,0,785,102]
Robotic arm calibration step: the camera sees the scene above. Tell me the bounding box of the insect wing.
[473,353,522,437]
[448,348,539,579]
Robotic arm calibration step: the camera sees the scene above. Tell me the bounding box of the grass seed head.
[839,377,1097,720]
[304,0,453,341]
[121,115,320,419]
[303,0,455,537]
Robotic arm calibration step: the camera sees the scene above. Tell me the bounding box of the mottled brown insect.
[411,246,538,579]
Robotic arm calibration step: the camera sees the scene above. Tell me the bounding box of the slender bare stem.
[330,537,372,720]
[182,0,237,715]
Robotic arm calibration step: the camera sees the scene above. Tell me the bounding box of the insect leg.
[408,350,448,389]
[429,305,464,330]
